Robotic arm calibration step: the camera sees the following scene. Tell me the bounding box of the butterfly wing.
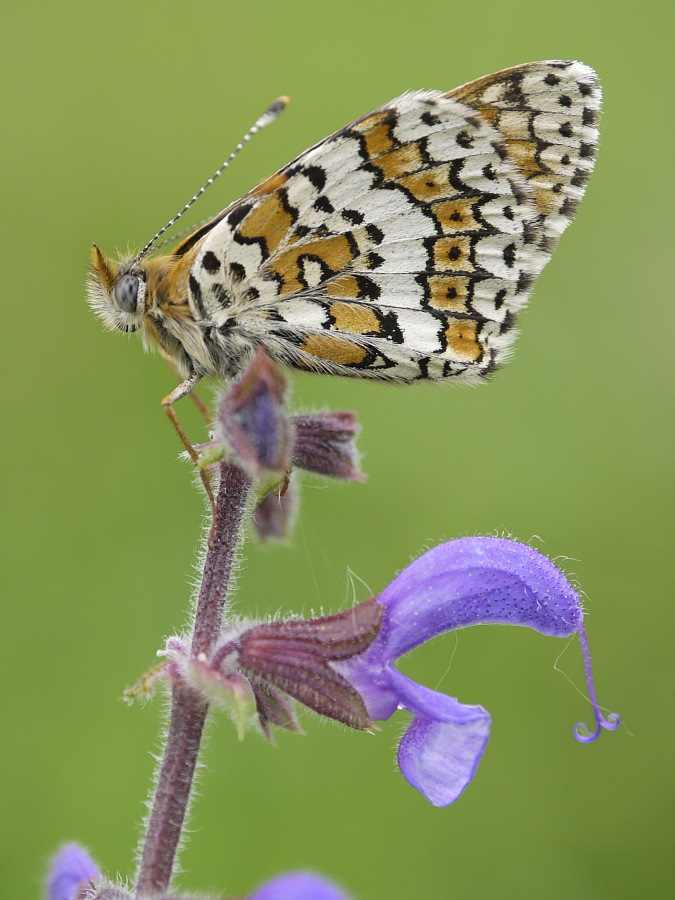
[189,60,600,382]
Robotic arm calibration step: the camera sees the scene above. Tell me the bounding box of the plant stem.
[135,686,208,899]
[135,463,252,898]
[191,464,252,658]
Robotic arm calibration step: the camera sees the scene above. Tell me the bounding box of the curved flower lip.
[249,871,354,900]
[340,537,620,807]
[46,843,99,900]
[376,537,584,658]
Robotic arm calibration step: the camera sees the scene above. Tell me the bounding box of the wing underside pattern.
[189,61,600,382]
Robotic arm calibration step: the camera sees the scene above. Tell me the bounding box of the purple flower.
[160,536,619,809]
[46,844,98,900]
[249,871,354,900]
[340,537,620,807]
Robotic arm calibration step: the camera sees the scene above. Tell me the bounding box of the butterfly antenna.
[133,96,290,265]
[150,215,216,252]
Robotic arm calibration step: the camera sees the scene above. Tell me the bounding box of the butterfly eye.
[114,274,142,313]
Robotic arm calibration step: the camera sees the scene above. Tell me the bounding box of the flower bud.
[217,348,292,476]
[291,412,364,482]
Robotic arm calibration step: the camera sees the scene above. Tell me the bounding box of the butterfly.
[88,60,600,481]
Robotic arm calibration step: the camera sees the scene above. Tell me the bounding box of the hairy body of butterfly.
[88,60,600,402]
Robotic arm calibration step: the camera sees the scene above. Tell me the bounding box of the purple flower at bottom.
[46,844,99,900]
[339,537,620,807]
[249,871,353,900]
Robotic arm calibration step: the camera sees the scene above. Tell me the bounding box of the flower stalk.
[135,462,252,897]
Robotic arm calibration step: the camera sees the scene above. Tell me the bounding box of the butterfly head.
[88,245,148,334]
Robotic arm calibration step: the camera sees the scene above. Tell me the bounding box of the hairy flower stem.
[135,463,252,898]
[135,686,209,899]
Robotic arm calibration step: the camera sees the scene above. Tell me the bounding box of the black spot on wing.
[482,351,500,376]
[516,271,534,295]
[582,107,598,126]
[421,110,441,127]
[314,195,334,214]
[559,196,579,218]
[502,73,525,104]
[343,208,364,225]
[189,274,207,318]
[202,251,221,273]
[229,262,246,282]
[357,275,381,299]
[379,310,405,343]
[456,130,475,149]
[302,165,327,191]
[365,223,385,244]
[226,202,254,228]
[362,252,384,270]
[417,357,431,379]
[499,310,515,334]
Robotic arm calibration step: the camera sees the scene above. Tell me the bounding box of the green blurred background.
[1,0,672,897]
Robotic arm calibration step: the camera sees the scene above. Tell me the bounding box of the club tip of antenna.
[261,96,291,123]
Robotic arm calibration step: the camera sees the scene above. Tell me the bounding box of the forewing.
[191,60,600,382]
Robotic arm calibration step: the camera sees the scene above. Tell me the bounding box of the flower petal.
[336,652,398,721]
[388,668,491,806]
[46,844,98,900]
[249,871,354,900]
[375,538,582,660]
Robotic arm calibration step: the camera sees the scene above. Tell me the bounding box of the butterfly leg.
[188,386,212,423]
[168,361,212,424]
[161,373,217,521]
